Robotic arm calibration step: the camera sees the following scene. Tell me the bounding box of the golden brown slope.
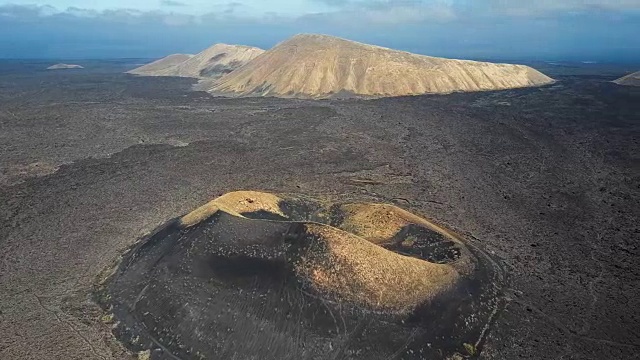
[149,44,264,79]
[208,34,554,99]
[614,71,640,86]
[127,54,193,75]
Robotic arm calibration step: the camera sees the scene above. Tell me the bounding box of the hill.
[126,54,193,76]
[128,44,264,79]
[46,63,84,70]
[208,34,554,99]
[614,71,640,86]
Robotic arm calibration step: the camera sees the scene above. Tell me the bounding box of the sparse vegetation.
[464,343,477,356]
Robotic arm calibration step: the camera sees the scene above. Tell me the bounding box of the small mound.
[97,191,504,359]
[207,33,554,99]
[614,71,640,86]
[46,63,84,70]
[126,54,193,75]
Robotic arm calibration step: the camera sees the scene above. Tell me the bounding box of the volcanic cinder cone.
[614,71,640,86]
[208,34,555,99]
[101,190,501,359]
[127,54,193,75]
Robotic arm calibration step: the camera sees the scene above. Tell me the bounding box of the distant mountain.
[128,44,264,79]
[127,54,193,75]
[47,63,84,70]
[207,34,555,99]
[614,71,640,86]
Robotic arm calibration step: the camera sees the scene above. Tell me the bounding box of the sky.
[0,0,639,62]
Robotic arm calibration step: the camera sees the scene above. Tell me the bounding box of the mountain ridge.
[614,71,640,86]
[128,44,263,79]
[127,54,194,76]
[207,33,554,99]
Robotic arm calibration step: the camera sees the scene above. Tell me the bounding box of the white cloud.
[314,0,640,21]
[487,0,640,16]
[162,12,194,25]
[0,0,638,27]
[362,3,456,24]
[303,0,458,24]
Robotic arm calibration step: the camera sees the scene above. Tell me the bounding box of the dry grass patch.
[292,223,460,312]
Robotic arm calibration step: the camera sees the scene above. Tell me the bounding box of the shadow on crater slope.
[97,191,505,359]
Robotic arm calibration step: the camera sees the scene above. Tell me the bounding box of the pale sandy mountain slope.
[614,71,640,86]
[147,44,264,79]
[127,54,194,76]
[208,34,554,99]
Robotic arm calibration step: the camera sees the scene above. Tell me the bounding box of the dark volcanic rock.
[0,61,639,360]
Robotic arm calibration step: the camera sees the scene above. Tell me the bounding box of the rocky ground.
[0,60,639,359]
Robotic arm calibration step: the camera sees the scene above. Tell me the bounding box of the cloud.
[0,4,56,18]
[160,0,187,7]
[161,12,195,25]
[0,2,638,62]
[308,0,457,23]
[5,1,636,26]
[65,7,99,17]
[313,0,640,21]
[486,0,640,16]
[0,4,197,25]
[224,2,244,14]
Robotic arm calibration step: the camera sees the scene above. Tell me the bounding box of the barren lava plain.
[0,60,639,359]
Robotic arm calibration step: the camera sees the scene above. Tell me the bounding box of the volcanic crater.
[97,191,504,359]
